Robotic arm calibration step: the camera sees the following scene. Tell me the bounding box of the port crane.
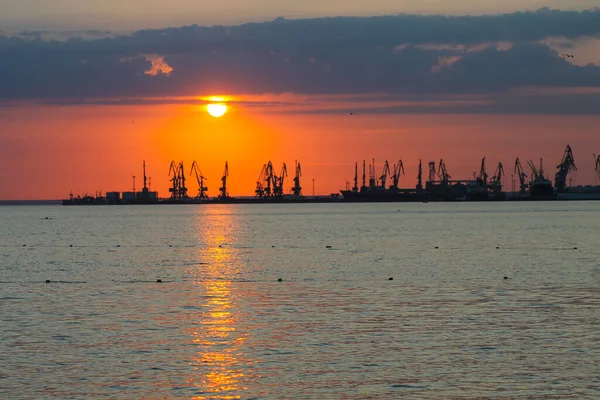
[143,161,148,192]
[292,160,302,196]
[368,158,377,189]
[514,158,528,193]
[527,160,540,180]
[428,161,437,183]
[554,145,577,192]
[168,161,188,200]
[361,160,367,191]
[417,160,423,193]
[437,159,450,183]
[489,162,504,193]
[255,161,274,197]
[190,161,208,199]
[426,159,451,183]
[379,161,391,189]
[390,160,405,191]
[352,162,359,192]
[218,162,229,199]
[478,157,488,186]
[273,163,288,197]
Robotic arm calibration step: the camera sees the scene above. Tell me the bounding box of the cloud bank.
[1,9,600,113]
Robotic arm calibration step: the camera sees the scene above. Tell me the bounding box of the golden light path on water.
[188,208,249,399]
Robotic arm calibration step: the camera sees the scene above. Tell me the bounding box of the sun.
[207,103,227,118]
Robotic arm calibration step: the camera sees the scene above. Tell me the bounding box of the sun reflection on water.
[188,208,249,399]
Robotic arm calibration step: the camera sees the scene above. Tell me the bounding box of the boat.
[557,185,600,200]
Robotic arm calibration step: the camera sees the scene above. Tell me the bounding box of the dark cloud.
[1,9,600,113]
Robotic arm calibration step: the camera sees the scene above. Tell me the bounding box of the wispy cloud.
[431,56,463,73]
[142,54,173,76]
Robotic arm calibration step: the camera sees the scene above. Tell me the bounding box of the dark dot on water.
[496,246,500,249]
[389,277,394,280]
[271,245,275,248]
[326,245,332,249]
[434,246,439,249]
[169,245,173,248]
[69,245,73,247]
[504,276,508,280]
[156,279,162,283]
[45,280,51,283]
[22,244,26,247]
[278,278,283,282]
[573,247,578,250]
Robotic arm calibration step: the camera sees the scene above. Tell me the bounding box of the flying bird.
[563,54,574,58]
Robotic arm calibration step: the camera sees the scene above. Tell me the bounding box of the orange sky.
[0,100,599,200]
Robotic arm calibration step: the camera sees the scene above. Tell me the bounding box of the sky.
[1,5,600,199]
[1,0,599,30]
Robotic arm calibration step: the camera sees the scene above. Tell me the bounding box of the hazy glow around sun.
[207,103,227,117]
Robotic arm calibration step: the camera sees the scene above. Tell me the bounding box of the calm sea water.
[1,202,599,399]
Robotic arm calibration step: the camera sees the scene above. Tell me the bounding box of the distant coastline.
[0,200,62,206]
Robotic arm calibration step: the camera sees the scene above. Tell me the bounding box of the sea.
[1,202,599,399]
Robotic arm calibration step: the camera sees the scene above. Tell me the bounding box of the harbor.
[63,145,600,205]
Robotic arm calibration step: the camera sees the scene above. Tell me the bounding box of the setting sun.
[207,103,227,118]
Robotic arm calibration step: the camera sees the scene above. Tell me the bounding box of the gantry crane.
[190,161,208,199]
[219,162,229,199]
[554,145,577,192]
[514,158,528,193]
[390,160,404,190]
[292,160,303,196]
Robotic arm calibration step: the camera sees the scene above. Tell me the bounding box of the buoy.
[69,244,73,247]
[573,247,578,250]
[272,245,275,248]
[434,246,439,249]
[496,246,500,249]
[22,244,26,247]
[504,276,508,280]
[389,277,393,280]
[277,278,283,282]
[156,279,162,283]
[45,279,51,283]
[326,245,332,249]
